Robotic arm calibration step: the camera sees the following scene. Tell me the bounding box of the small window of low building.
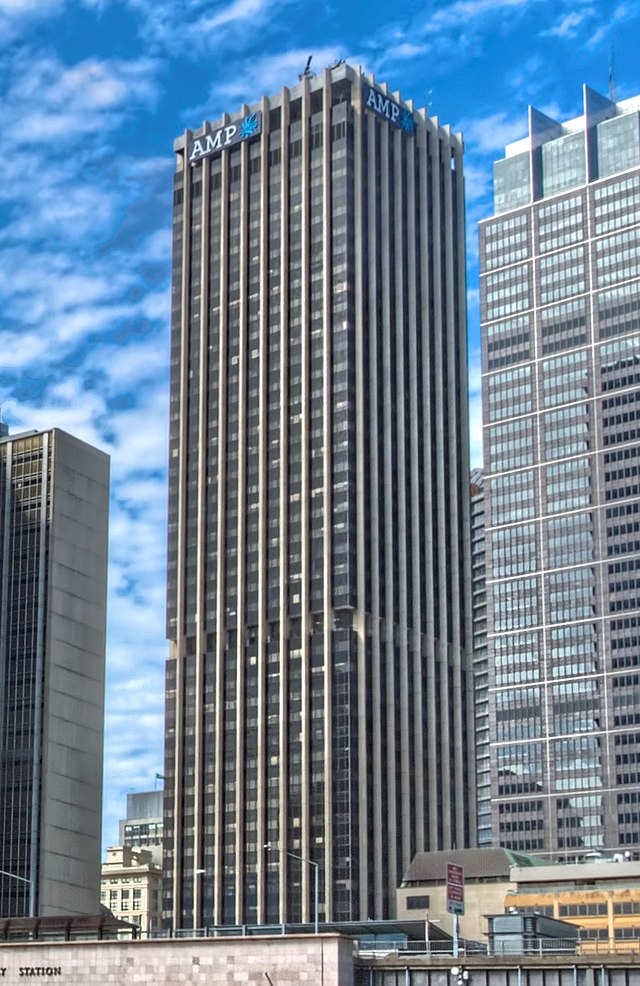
[407,895,430,909]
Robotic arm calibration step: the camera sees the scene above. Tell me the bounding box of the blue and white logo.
[401,109,416,134]
[189,111,263,164]
[363,83,415,134]
[239,113,260,139]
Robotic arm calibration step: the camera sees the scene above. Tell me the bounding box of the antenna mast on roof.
[299,55,314,81]
[608,44,616,103]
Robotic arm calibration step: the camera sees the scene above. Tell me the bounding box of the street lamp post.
[264,844,319,934]
[0,869,34,918]
[425,913,442,955]
[193,868,206,932]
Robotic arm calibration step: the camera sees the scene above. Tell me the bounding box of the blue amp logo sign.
[189,111,262,164]
[363,83,415,134]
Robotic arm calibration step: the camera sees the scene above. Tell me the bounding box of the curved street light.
[0,869,34,918]
[264,844,319,934]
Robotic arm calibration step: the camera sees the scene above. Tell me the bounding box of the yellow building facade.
[508,859,640,948]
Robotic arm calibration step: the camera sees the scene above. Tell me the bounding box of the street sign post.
[446,863,465,915]
[446,862,464,958]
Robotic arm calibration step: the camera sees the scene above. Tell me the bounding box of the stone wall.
[0,933,353,986]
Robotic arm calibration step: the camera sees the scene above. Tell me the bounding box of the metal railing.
[354,938,640,959]
[135,929,640,958]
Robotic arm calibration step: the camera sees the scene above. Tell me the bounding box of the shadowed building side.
[0,428,109,916]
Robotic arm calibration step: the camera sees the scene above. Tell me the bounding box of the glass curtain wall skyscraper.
[481,86,640,857]
[164,62,473,930]
[470,470,491,847]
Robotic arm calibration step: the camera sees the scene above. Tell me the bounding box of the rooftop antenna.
[608,44,616,103]
[299,55,313,81]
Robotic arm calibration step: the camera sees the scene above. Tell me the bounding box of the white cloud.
[425,0,532,29]
[0,40,172,856]
[586,1,639,47]
[0,0,61,34]
[198,0,272,31]
[1,51,159,145]
[0,0,55,8]
[546,10,589,38]
[122,0,305,56]
[194,46,343,117]
[457,110,527,154]
[380,42,428,61]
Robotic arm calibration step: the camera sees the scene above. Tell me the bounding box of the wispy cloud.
[121,0,306,56]
[457,110,527,154]
[545,10,590,38]
[188,45,344,120]
[0,50,160,145]
[424,0,532,30]
[0,37,172,849]
[198,0,274,31]
[587,1,639,48]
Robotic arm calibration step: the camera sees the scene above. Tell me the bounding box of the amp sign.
[362,83,416,134]
[189,112,262,164]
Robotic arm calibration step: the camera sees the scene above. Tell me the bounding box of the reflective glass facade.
[165,63,473,929]
[471,470,492,846]
[481,86,640,857]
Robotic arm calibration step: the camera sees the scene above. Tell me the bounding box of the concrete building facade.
[165,61,473,929]
[0,428,109,916]
[0,935,632,986]
[101,846,162,935]
[480,86,640,857]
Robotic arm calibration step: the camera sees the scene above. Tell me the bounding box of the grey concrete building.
[480,86,640,856]
[119,791,163,865]
[165,61,473,930]
[0,427,109,915]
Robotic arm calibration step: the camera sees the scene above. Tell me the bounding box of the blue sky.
[0,0,638,851]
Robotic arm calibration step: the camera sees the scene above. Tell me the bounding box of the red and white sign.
[446,862,465,915]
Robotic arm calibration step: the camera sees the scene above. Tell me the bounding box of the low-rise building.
[398,849,640,947]
[100,847,162,934]
[397,849,546,941]
[508,856,640,946]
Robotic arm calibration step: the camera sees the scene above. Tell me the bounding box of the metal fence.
[354,938,640,958]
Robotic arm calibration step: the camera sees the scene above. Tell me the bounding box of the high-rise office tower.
[0,427,109,915]
[481,86,640,856]
[470,470,491,847]
[165,62,472,929]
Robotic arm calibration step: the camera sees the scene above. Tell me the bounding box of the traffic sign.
[446,862,465,915]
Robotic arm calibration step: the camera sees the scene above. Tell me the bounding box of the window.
[406,895,430,910]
